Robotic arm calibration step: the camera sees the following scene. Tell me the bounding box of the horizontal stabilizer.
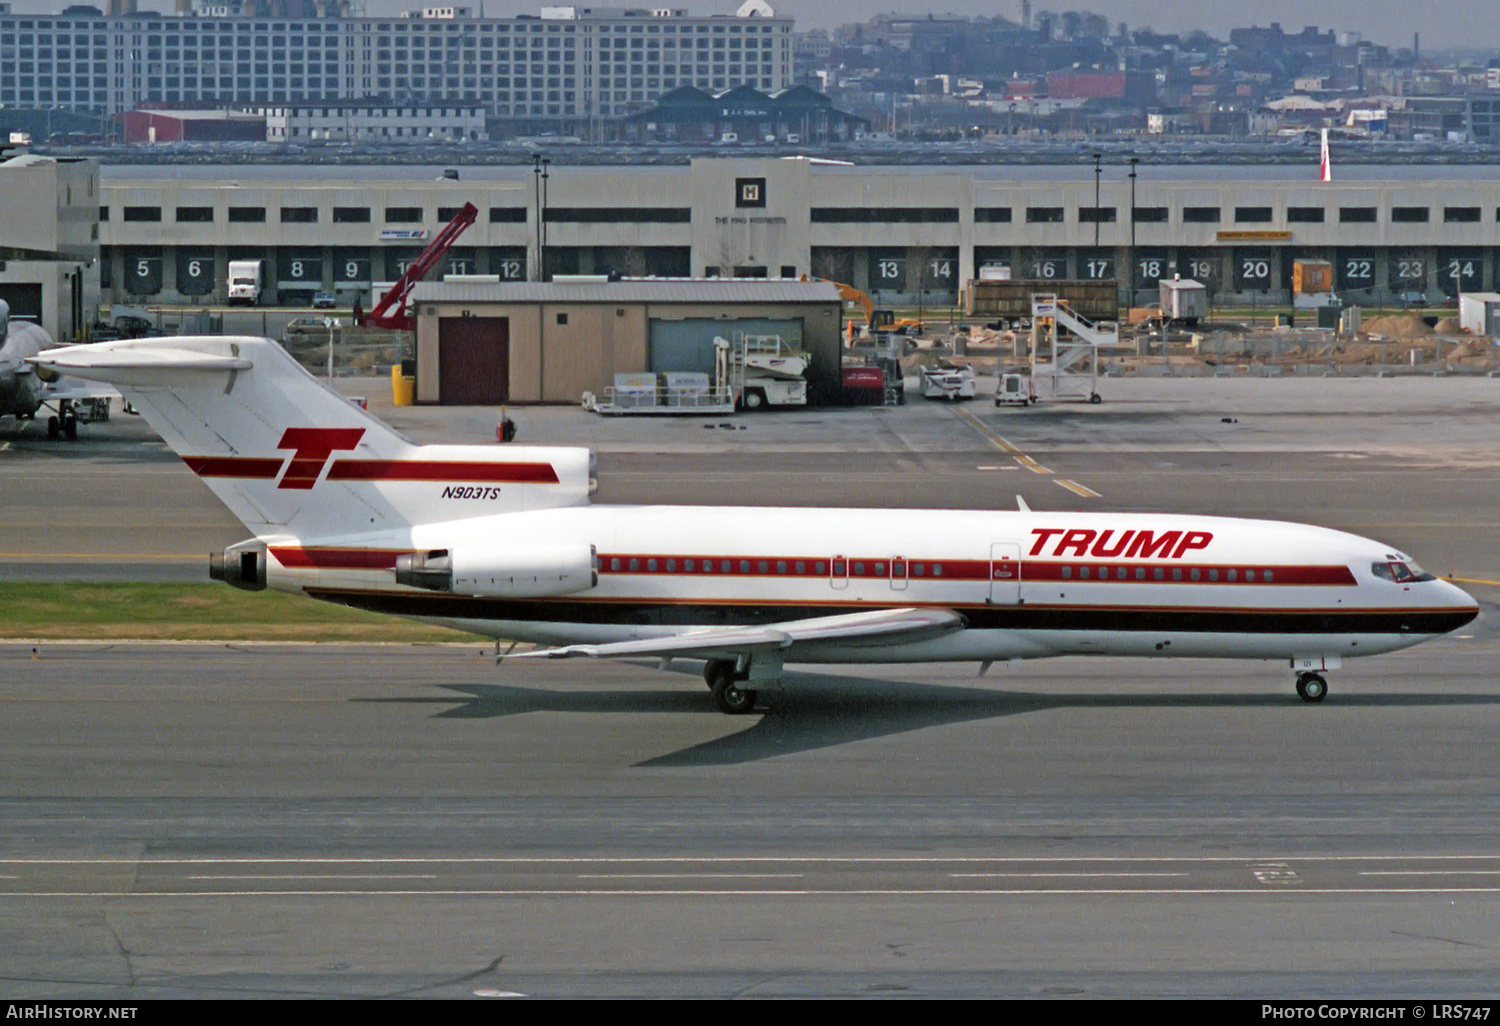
[30,341,252,379]
[510,606,965,661]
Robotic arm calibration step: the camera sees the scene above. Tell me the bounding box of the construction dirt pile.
[1359,314,1434,337]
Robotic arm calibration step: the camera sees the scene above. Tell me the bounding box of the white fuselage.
[265,506,1479,666]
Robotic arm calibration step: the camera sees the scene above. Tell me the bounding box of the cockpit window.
[1372,561,1436,583]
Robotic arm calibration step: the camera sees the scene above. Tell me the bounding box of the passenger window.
[1264,569,1273,582]
[892,559,906,576]
[853,561,865,576]
[666,559,676,572]
[722,560,732,573]
[795,561,805,574]
[610,558,621,571]
[648,559,657,572]
[1153,567,1164,581]
[1172,568,1182,581]
[629,558,639,572]
[832,560,845,575]
[932,563,943,577]
[758,560,769,574]
[1190,568,1200,581]
[1209,569,1219,581]
[739,560,750,573]
[1117,567,1127,580]
[1227,569,1238,582]
[815,561,826,574]
[875,562,886,575]
[1135,567,1146,580]
[685,559,695,572]
[1245,569,1255,582]
[776,560,787,574]
[1062,566,1073,579]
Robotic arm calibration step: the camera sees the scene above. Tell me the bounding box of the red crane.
[357,201,479,332]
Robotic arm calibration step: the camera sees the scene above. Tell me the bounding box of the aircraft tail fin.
[31,337,594,537]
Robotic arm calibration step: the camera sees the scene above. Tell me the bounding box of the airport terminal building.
[92,157,1500,309]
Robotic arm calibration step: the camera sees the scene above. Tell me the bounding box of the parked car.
[1396,291,1429,308]
[280,316,328,346]
[112,314,154,338]
[312,291,337,309]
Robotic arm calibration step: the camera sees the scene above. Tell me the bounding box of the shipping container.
[964,278,1118,322]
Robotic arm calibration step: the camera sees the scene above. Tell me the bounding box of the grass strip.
[0,582,485,643]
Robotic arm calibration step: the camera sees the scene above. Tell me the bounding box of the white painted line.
[577,873,804,880]
[183,874,440,881]
[1358,870,1500,877]
[950,872,1190,879]
[474,990,527,999]
[12,887,1500,898]
[7,855,1500,865]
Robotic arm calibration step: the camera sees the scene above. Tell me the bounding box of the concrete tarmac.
[2,638,1499,998]
[1,373,1498,997]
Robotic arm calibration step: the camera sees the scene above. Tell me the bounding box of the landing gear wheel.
[1089,393,1103,405]
[703,658,734,690]
[63,415,78,440]
[712,678,758,715]
[1295,673,1328,703]
[47,415,60,440]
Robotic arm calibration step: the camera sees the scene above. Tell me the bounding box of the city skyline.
[0,1,1494,51]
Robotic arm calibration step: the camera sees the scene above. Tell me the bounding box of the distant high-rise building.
[0,4,796,128]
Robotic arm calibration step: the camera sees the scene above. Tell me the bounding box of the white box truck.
[227,260,264,306]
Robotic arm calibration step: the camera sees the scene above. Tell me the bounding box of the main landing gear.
[703,658,758,715]
[1295,672,1328,703]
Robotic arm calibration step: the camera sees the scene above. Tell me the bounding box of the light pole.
[540,156,550,281]
[531,153,543,281]
[1129,156,1139,303]
[1092,151,1103,248]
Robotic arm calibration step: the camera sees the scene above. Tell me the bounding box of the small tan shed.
[410,278,845,405]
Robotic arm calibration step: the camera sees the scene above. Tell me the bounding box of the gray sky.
[5,1,1491,50]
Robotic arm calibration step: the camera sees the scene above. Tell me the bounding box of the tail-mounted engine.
[209,539,267,591]
[395,543,598,598]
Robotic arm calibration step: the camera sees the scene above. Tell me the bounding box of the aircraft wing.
[510,606,965,661]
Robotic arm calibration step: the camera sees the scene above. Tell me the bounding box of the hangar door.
[0,283,43,322]
[438,316,509,405]
[648,318,804,376]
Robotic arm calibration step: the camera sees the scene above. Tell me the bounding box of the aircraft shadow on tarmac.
[356,667,1500,768]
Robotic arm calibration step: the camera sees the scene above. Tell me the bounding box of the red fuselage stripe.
[325,460,560,483]
[184,457,560,485]
[267,547,1361,587]
[181,456,282,479]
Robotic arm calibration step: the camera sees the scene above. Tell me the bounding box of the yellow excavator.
[800,275,921,339]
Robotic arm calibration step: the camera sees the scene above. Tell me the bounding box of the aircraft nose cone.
[1440,579,1481,631]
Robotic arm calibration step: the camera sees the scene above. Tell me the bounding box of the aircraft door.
[830,555,848,590]
[890,556,908,591]
[990,542,1021,605]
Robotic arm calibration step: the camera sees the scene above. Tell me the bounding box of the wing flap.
[511,606,965,661]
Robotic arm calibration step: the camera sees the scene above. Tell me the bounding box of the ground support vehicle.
[715,334,810,410]
[919,362,978,400]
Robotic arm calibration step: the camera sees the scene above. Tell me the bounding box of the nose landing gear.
[1295,672,1328,703]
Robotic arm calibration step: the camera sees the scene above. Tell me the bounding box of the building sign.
[380,229,430,241]
[736,177,767,209]
[1217,230,1291,242]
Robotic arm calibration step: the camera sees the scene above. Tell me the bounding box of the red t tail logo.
[276,427,365,490]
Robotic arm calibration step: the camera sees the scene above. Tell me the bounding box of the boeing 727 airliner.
[32,336,1479,714]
